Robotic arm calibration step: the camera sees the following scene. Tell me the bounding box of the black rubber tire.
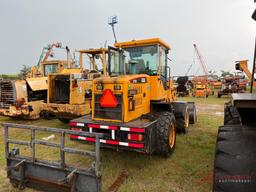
[42,111,55,120]
[58,118,70,124]
[172,102,189,134]
[224,104,241,125]
[188,102,197,124]
[217,93,221,98]
[155,111,176,157]
[213,125,256,192]
[176,108,189,134]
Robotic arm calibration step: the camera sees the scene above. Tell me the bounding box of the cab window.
[123,45,158,75]
[44,64,59,76]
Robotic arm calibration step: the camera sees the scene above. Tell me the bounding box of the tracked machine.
[213,8,256,192]
[44,48,107,123]
[70,38,196,156]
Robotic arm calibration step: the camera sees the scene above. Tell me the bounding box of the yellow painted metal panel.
[78,48,107,54]
[114,38,170,49]
[26,77,48,91]
[92,74,151,122]
[14,80,28,102]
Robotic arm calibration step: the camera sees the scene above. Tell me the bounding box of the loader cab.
[109,38,171,100]
[40,60,70,77]
[109,39,170,78]
[78,48,108,79]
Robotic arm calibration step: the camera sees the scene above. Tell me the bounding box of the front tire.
[155,112,176,156]
[213,124,256,192]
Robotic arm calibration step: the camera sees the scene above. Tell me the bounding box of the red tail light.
[100,89,118,108]
[128,134,143,142]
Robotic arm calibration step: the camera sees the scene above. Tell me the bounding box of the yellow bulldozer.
[70,38,196,156]
[0,43,71,119]
[43,48,108,123]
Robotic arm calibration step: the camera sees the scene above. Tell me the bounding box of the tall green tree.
[19,65,31,79]
[220,70,234,78]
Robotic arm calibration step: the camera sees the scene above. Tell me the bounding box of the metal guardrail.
[3,122,104,192]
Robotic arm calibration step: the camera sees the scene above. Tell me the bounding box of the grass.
[0,100,224,192]
[0,74,19,80]
[178,92,229,105]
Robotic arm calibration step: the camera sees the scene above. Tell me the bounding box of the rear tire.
[155,111,176,157]
[188,102,197,124]
[176,108,190,134]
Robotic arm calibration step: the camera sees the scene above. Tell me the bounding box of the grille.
[0,81,15,109]
[94,94,122,121]
[52,75,70,104]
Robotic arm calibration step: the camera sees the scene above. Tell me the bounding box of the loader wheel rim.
[185,111,189,128]
[169,123,175,148]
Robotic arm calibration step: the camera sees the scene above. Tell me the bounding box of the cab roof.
[78,48,107,54]
[114,38,170,50]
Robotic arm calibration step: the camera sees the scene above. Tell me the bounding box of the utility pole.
[108,16,118,43]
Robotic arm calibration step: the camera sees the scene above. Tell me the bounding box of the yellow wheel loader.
[0,43,71,119]
[70,38,196,156]
[43,48,108,123]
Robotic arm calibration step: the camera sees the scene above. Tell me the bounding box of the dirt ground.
[196,103,224,116]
